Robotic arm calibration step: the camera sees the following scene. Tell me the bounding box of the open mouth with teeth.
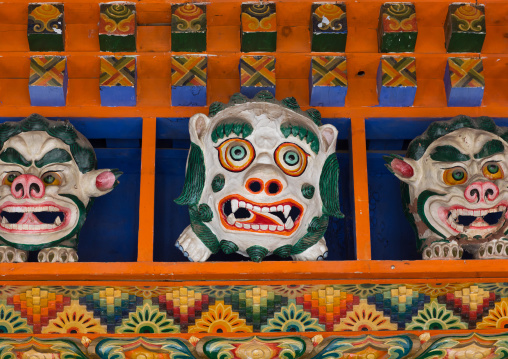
[219,195,303,235]
[439,204,507,235]
[0,202,70,233]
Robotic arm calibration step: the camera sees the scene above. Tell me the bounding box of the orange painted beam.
[351,117,371,260]
[2,259,508,281]
[137,117,156,262]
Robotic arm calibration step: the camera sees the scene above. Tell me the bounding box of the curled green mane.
[0,114,97,173]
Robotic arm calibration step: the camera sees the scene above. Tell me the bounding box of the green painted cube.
[444,3,486,53]
[171,4,207,52]
[241,3,276,52]
[378,3,417,53]
[99,3,136,52]
[311,3,347,52]
[27,4,65,51]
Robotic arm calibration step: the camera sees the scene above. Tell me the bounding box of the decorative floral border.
[0,282,507,334]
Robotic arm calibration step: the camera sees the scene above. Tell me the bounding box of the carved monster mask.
[175,92,343,262]
[386,116,508,260]
[0,114,121,263]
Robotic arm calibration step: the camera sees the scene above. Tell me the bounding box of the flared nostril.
[266,180,282,195]
[246,178,263,193]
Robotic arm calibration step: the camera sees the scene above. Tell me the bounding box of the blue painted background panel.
[0,117,142,262]
[153,117,355,262]
[365,117,508,260]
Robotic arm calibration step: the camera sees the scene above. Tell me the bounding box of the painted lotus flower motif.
[407,301,466,330]
[117,303,179,333]
[0,304,31,333]
[334,301,397,331]
[189,302,252,333]
[262,302,324,332]
[42,302,106,334]
[477,300,508,329]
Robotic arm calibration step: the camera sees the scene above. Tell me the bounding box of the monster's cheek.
[211,174,225,193]
[301,184,315,199]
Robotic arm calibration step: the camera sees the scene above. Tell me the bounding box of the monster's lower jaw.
[0,202,70,233]
[219,195,303,236]
[440,204,507,237]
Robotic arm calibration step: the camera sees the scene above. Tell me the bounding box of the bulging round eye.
[41,172,62,186]
[274,143,308,176]
[443,167,468,185]
[2,172,20,186]
[216,139,255,172]
[483,162,504,180]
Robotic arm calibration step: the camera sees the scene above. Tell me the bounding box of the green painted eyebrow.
[0,148,30,167]
[430,145,470,162]
[474,139,505,159]
[280,123,320,154]
[211,120,254,143]
[35,148,72,168]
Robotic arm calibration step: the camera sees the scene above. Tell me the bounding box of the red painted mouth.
[219,195,304,236]
[438,203,508,233]
[0,201,71,233]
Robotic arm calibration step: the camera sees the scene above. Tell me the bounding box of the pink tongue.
[18,213,43,225]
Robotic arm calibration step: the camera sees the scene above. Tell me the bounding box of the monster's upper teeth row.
[231,199,292,218]
[449,206,506,218]
[2,206,61,213]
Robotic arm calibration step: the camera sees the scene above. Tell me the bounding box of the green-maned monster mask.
[0,114,121,263]
[175,91,343,262]
[385,115,508,259]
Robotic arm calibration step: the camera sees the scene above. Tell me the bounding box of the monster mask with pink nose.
[0,114,121,262]
[385,115,508,259]
[175,92,343,262]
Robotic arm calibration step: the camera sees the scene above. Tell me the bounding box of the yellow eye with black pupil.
[483,162,504,180]
[3,172,20,186]
[443,167,468,185]
[41,172,61,186]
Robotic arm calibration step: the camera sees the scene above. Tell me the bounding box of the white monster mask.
[175,92,343,262]
[0,114,121,263]
[386,116,508,259]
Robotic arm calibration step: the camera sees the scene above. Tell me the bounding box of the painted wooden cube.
[29,56,67,107]
[27,3,65,51]
[100,56,136,107]
[241,3,276,52]
[171,4,207,52]
[444,57,484,107]
[309,56,347,107]
[311,3,347,52]
[171,56,207,106]
[444,3,486,53]
[240,56,275,98]
[378,3,417,53]
[377,56,416,107]
[99,3,136,52]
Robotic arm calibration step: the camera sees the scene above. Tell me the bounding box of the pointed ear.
[189,113,211,147]
[319,124,338,154]
[383,155,419,183]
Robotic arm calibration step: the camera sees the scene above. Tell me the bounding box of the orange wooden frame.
[1,0,508,283]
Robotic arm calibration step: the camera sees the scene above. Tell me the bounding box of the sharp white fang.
[285,217,294,230]
[284,205,291,218]
[270,206,277,212]
[1,217,7,225]
[260,224,268,230]
[251,224,260,230]
[227,213,235,225]
[231,199,239,213]
[239,201,246,208]
[261,207,269,213]
[246,203,253,210]
[55,217,62,226]
[269,225,276,231]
